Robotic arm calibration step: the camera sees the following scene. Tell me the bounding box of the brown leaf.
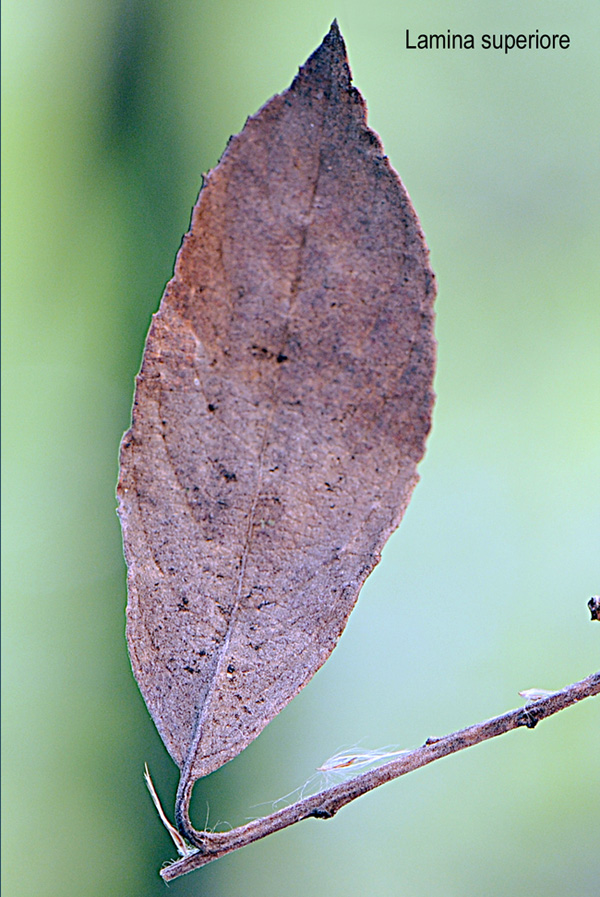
[117,22,436,784]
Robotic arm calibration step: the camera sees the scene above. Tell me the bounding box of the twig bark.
[161,669,600,881]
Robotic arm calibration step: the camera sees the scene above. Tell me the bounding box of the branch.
[161,669,600,881]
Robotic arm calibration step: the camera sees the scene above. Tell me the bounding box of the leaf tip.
[323,17,346,54]
[292,19,351,98]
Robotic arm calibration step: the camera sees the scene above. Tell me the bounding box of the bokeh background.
[3,1,599,895]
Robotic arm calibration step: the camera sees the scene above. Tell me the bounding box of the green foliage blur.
[2,2,598,895]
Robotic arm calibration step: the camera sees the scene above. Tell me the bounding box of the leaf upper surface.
[118,22,436,781]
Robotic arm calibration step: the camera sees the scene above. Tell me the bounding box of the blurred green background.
[2,1,599,895]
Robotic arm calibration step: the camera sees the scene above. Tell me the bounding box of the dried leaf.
[118,22,436,783]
